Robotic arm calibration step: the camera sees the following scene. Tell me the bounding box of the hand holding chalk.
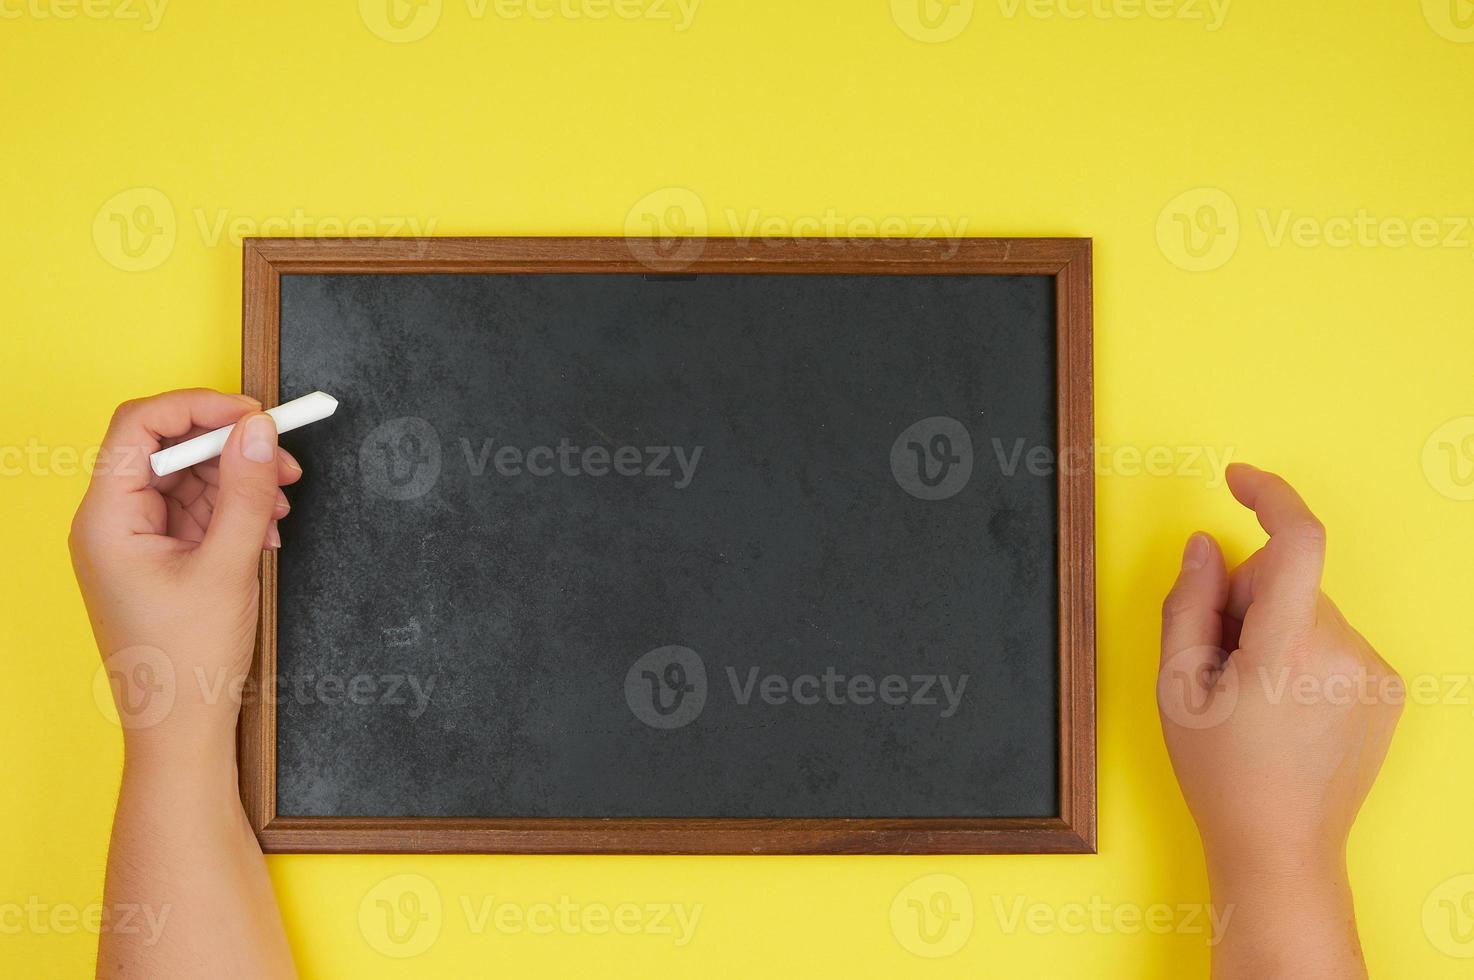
[72,388,304,980]
[150,391,339,477]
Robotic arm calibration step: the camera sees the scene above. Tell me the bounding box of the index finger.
[90,388,260,499]
[1224,463,1325,629]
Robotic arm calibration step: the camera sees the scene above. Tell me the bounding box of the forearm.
[1207,848,1365,980]
[97,732,295,979]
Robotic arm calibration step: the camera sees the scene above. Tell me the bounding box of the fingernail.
[242,414,277,463]
[231,393,261,406]
[267,523,281,549]
[278,448,302,472]
[274,490,291,517]
[1182,533,1209,570]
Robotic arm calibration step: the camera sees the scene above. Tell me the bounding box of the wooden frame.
[240,236,1095,854]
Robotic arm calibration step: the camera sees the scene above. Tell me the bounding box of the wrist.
[98,635,252,730]
[1204,844,1364,979]
[117,730,258,851]
[122,721,241,793]
[1205,837,1349,899]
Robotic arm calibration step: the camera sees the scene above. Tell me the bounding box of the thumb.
[1158,532,1233,729]
[1160,532,1229,669]
[202,412,280,572]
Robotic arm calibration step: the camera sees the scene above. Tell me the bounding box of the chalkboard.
[238,238,1094,854]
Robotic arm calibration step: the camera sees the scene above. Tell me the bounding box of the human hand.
[1157,463,1402,978]
[73,389,301,978]
[70,388,301,758]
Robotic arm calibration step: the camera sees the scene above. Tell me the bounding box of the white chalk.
[149,391,339,477]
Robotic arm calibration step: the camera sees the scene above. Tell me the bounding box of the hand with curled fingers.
[71,388,300,977]
[70,388,301,754]
[1158,463,1402,980]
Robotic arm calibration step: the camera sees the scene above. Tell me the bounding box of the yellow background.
[3,0,1472,976]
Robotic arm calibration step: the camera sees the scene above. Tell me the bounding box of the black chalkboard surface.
[240,238,1094,854]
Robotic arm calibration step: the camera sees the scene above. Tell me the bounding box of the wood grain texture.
[240,237,1095,855]
[240,242,279,834]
